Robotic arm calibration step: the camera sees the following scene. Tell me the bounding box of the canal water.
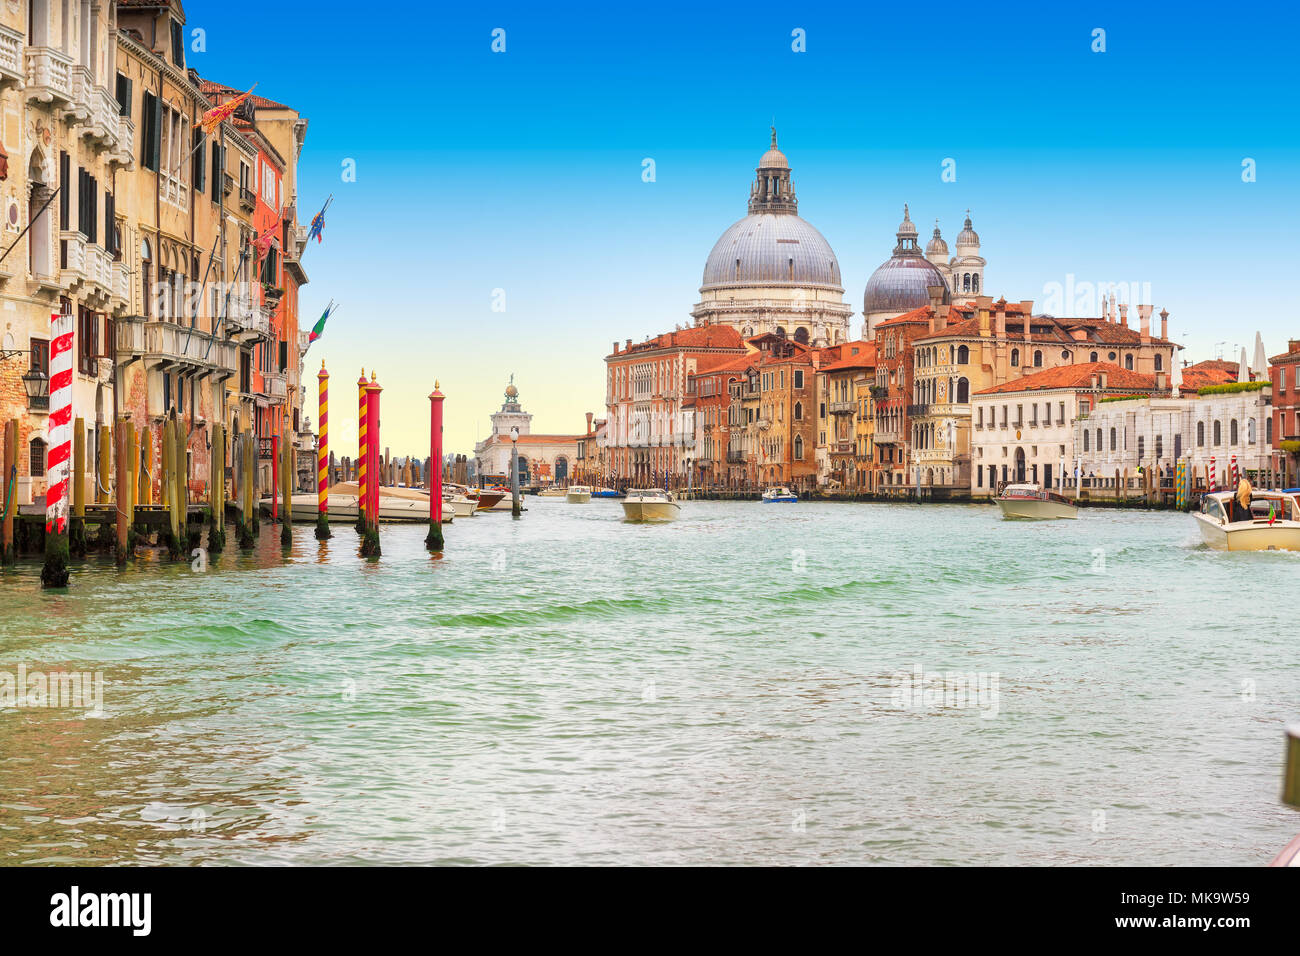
[1,498,1297,865]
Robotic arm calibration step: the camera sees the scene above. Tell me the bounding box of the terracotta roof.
[198,78,293,111]
[915,311,1170,347]
[976,362,1158,395]
[610,325,745,357]
[875,305,933,328]
[821,341,877,372]
[693,354,753,376]
[1179,359,1237,391]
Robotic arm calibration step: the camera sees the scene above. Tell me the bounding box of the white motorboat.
[566,485,592,503]
[994,483,1078,520]
[444,494,478,518]
[537,487,566,498]
[1194,491,1300,551]
[762,486,798,503]
[279,490,453,523]
[621,488,680,522]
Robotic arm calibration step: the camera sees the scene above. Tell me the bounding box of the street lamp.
[510,425,521,518]
[22,367,49,410]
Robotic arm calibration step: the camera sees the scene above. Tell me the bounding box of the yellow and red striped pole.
[315,361,331,539]
[357,368,368,532]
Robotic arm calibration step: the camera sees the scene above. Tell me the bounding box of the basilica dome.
[699,128,843,294]
[702,213,842,291]
[863,205,950,315]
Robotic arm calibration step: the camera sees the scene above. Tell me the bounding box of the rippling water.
[1,498,1297,865]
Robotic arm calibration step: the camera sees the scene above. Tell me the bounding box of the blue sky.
[190,0,1300,454]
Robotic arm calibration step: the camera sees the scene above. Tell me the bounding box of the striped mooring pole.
[360,372,382,556]
[315,362,331,540]
[42,310,74,588]
[425,381,444,552]
[356,369,368,533]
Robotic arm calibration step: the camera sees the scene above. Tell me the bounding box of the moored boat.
[621,488,680,522]
[1194,490,1300,551]
[994,482,1078,520]
[566,485,592,503]
[537,486,566,498]
[444,495,478,518]
[761,486,798,503]
[591,487,622,498]
[280,491,453,523]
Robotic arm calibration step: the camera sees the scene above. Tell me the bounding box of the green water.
[1,498,1297,865]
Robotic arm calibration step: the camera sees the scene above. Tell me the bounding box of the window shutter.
[211,143,223,203]
[193,129,206,192]
[116,73,131,116]
[59,151,70,227]
[146,93,162,171]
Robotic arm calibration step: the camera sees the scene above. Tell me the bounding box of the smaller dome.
[925,221,948,258]
[863,256,951,314]
[956,211,979,248]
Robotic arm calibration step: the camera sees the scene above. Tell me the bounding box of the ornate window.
[1011,349,1020,367]
[1033,350,1043,367]
[1197,421,1205,446]
[957,345,969,364]
[1230,419,1239,444]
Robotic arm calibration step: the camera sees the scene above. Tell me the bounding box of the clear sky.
[191,0,1299,457]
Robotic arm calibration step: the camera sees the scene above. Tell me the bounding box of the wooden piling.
[240,429,255,549]
[175,415,190,549]
[280,424,292,547]
[115,418,129,564]
[70,417,87,557]
[1,419,15,565]
[138,426,152,507]
[161,417,176,555]
[208,423,226,553]
[124,420,137,545]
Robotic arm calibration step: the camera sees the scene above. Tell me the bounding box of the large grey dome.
[702,213,843,291]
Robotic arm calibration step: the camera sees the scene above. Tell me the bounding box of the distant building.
[472,378,586,486]
[1270,339,1300,484]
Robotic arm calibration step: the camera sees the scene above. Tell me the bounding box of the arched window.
[1230,419,1238,444]
[1090,351,1098,362]
[1033,350,1043,367]
[1197,421,1205,446]
[963,273,971,292]
[1267,417,1273,443]
[1155,435,1163,458]
[793,436,803,460]
[1083,430,1090,452]
[956,378,969,403]
[1011,349,1020,367]
[972,274,979,293]
[1247,418,1256,444]
[1110,427,1117,451]
[1096,428,1102,451]
[957,345,969,364]
[1213,420,1221,445]
[793,402,802,421]
[1154,354,1163,372]
[794,326,809,344]
[1125,354,1134,370]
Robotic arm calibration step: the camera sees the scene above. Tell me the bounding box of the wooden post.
[1,419,15,565]
[239,429,255,548]
[161,416,175,555]
[70,417,87,557]
[280,423,292,546]
[360,374,382,556]
[138,426,152,507]
[208,423,225,553]
[115,419,129,563]
[316,362,330,540]
[176,415,189,549]
[426,383,445,551]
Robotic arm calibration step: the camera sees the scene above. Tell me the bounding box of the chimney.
[978,308,990,337]
[1118,304,1128,328]
[586,411,593,434]
[927,285,945,312]
[626,338,632,350]
[1156,371,1167,391]
[1019,301,1034,315]
[995,306,1006,340]
[1095,373,1104,389]
[1159,308,1169,340]
[612,341,619,354]
[1290,339,1300,354]
[1109,297,1117,324]
[1137,304,1152,342]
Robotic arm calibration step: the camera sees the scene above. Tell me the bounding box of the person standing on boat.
[1232,478,1254,522]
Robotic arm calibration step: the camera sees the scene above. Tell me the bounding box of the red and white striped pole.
[1209,455,1217,492]
[42,310,74,588]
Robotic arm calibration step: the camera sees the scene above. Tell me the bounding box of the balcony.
[726,451,747,464]
[0,24,23,89]
[224,298,272,343]
[24,47,73,106]
[907,404,931,417]
[116,317,238,379]
[829,400,856,415]
[832,441,854,455]
[110,114,136,168]
[263,370,288,400]
[113,260,130,305]
[58,232,114,298]
[239,185,256,213]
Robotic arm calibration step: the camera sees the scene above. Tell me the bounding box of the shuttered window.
[58,151,70,227]
[211,143,223,203]
[115,73,132,116]
[192,129,206,192]
[141,91,162,171]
